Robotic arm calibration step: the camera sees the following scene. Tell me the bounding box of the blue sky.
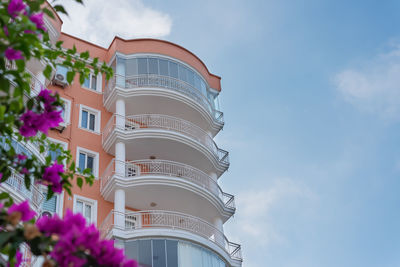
[61,0,400,266]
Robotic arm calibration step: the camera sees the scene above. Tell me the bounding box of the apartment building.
[1,8,242,267]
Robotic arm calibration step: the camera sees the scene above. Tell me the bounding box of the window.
[82,72,102,93]
[47,138,68,163]
[79,105,101,133]
[73,195,97,225]
[76,147,99,178]
[59,98,71,125]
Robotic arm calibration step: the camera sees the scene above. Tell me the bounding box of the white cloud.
[334,45,400,120]
[58,0,172,47]
[224,178,315,267]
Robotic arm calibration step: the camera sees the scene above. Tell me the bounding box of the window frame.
[78,105,101,134]
[59,97,71,126]
[76,146,99,178]
[73,194,98,226]
[41,189,64,218]
[82,72,102,93]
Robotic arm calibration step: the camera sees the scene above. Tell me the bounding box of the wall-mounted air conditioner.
[52,65,69,88]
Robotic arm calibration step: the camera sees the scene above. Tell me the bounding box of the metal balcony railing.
[104,74,224,125]
[103,114,229,166]
[100,159,235,211]
[1,170,44,211]
[100,210,242,262]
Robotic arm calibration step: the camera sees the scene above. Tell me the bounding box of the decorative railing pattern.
[100,159,235,210]
[100,210,242,261]
[1,170,44,210]
[104,74,224,124]
[102,114,229,166]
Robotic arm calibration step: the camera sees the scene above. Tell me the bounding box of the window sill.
[78,126,101,135]
[81,86,102,94]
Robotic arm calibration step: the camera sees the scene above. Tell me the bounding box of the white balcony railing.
[104,74,224,125]
[103,114,229,166]
[100,210,242,262]
[100,159,235,211]
[1,170,44,211]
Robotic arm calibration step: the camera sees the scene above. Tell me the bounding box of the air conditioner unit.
[41,211,52,217]
[52,66,69,88]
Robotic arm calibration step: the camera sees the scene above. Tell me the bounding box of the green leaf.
[24,176,31,190]
[80,51,90,60]
[0,105,5,121]
[0,232,13,248]
[66,71,75,84]
[77,177,83,188]
[43,65,52,80]
[53,5,68,16]
[42,8,55,19]
[46,187,54,201]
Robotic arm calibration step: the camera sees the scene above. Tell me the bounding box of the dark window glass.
[152,240,166,267]
[178,65,187,82]
[169,62,178,78]
[148,58,158,74]
[91,75,97,90]
[166,240,178,267]
[125,240,139,261]
[89,113,95,131]
[187,69,195,86]
[126,58,138,76]
[159,59,168,76]
[48,148,61,162]
[78,153,86,172]
[81,111,88,128]
[138,58,148,75]
[138,240,152,267]
[86,155,94,173]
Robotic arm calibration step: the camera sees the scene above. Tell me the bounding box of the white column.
[115,98,125,129]
[114,189,125,228]
[115,142,126,177]
[209,172,218,181]
[213,217,224,245]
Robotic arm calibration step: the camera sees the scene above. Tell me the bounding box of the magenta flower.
[7,251,23,267]
[8,201,36,222]
[36,210,137,267]
[5,47,23,61]
[38,88,56,105]
[3,26,9,36]
[7,0,26,18]
[43,163,64,193]
[0,173,2,182]
[30,13,46,31]
[17,154,27,161]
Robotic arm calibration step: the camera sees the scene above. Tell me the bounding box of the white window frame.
[59,97,71,126]
[47,137,68,165]
[76,146,99,178]
[82,72,102,93]
[78,104,101,134]
[73,194,97,226]
[41,189,64,218]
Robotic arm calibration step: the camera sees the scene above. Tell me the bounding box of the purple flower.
[5,47,23,61]
[44,110,63,128]
[8,201,36,222]
[7,0,26,18]
[43,163,64,193]
[38,88,56,104]
[29,13,46,31]
[7,251,23,267]
[3,26,9,36]
[20,168,29,175]
[17,154,27,161]
[0,173,2,182]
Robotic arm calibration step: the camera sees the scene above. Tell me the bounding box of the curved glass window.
[125,238,226,267]
[111,55,219,111]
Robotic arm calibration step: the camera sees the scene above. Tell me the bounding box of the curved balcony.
[0,170,44,212]
[100,210,242,264]
[100,159,235,219]
[103,74,224,134]
[102,114,229,175]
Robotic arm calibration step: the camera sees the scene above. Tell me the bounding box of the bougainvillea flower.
[8,201,36,222]
[30,13,46,31]
[5,47,23,61]
[7,0,26,18]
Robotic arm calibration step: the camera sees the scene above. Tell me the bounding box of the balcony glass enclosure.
[110,55,221,112]
[125,238,226,267]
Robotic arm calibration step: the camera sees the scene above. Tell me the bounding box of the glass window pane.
[126,58,138,76]
[84,204,91,221]
[148,58,158,74]
[138,58,148,75]
[48,148,61,162]
[152,240,166,267]
[76,201,83,213]
[91,75,97,90]
[83,77,90,88]
[81,110,88,128]
[194,75,201,90]
[159,59,168,76]
[166,240,178,267]
[187,69,195,86]
[200,80,207,96]
[125,240,139,261]
[169,62,178,78]
[43,195,57,213]
[138,240,152,267]
[178,64,187,82]
[79,153,86,172]
[89,113,95,131]
[87,156,94,173]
